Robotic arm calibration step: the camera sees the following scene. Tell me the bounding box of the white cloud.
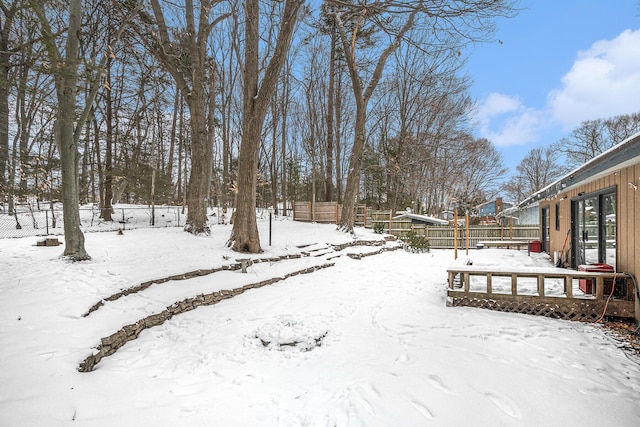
[548,29,640,129]
[475,29,640,148]
[475,92,522,122]
[475,93,544,146]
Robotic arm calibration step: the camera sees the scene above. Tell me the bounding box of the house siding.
[539,161,639,320]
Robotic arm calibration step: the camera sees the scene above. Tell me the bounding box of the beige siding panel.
[630,164,639,277]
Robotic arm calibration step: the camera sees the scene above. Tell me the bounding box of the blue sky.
[465,0,640,172]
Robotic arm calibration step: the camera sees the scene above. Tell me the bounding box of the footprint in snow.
[428,374,452,394]
[485,392,520,418]
[409,398,434,419]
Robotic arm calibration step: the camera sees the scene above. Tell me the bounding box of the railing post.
[511,274,518,295]
[595,276,604,299]
[565,276,573,298]
[463,272,470,292]
[487,273,492,294]
[537,275,545,297]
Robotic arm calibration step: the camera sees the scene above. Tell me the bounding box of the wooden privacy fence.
[292,201,539,248]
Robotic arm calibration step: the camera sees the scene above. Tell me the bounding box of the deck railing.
[447,265,635,321]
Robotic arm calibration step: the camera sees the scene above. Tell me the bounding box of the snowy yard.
[1,217,639,426]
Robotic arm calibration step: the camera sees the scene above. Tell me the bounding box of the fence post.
[454,209,458,259]
[45,209,49,235]
[363,206,367,228]
[509,216,513,240]
[466,212,469,255]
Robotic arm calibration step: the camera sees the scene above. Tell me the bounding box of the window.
[555,203,560,230]
[571,187,616,268]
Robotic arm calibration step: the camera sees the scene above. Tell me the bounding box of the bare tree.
[558,112,640,169]
[30,0,89,259]
[503,144,566,203]
[0,0,20,195]
[558,119,607,169]
[453,137,508,210]
[605,112,640,145]
[229,0,303,253]
[30,0,136,260]
[328,0,518,232]
[120,0,232,234]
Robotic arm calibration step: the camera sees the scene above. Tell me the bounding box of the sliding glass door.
[572,188,616,268]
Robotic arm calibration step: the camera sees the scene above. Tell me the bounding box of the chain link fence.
[0,205,187,239]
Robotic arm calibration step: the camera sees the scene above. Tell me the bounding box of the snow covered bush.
[401,231,430,253]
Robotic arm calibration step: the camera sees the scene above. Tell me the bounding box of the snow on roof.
[392,212,449,225]
[519,131,640,208]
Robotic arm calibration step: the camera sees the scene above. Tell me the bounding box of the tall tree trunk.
[230,0,262,252]
[92,115,104,209]
[336,11,417,232]
[0,2,17,194]
[280,62,290,215]
[166,83,179,189]
[34,0,90,260]
[325,28,336,202]
[230,0,302,252]
[176,99,184,203]
[102,44,114,220]
[207,63,217,207]
[335,66,342,204]
[270,98,278,215]
[184,87,211,234]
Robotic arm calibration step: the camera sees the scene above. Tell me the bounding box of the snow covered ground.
[1,216,639,426]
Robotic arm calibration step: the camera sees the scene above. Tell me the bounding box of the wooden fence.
[292,201,539,248]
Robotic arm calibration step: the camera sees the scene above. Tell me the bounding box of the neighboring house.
[496,202,539,226]
[475,197,518,225]
[476,198,514,218]
[441,210,455,221]
[393,212,449,226]
[518,132,640,321]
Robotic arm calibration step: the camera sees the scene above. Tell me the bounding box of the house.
[496,202,539,226]
[518,132,640,321]
[476,197,513,218]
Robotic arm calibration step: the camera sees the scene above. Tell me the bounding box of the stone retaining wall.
[78,262,334,372]
[79,240,402,372]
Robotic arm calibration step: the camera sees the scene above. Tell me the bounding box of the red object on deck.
[529,240,541,253]
[578,264,614,294]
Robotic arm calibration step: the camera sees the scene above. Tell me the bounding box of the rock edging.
[78,262,334,372]
[83,254,303,317]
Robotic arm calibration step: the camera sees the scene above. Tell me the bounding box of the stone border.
[78,239,401,372]
[78,262,334,372]
[83,239,395,317]
[346,244,402,259]
[83,254,303,317]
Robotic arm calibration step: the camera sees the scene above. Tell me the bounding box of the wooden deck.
[447,265,635,321]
